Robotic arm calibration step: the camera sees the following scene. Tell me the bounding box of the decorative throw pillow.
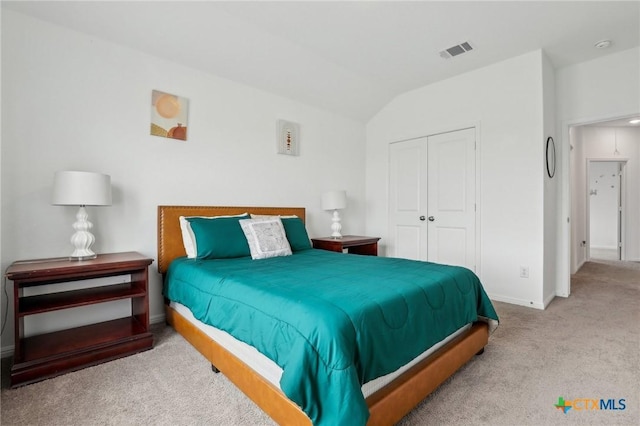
[240,218,292,260]
[281,217,312,251]
[249,215,311,251]
[186,214,251,259]
[179,213,248,258]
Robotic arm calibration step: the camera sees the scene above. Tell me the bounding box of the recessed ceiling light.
[629,119,640,124]
[594,40,612,49]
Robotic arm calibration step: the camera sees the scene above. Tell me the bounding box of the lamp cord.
[1,272,8,336]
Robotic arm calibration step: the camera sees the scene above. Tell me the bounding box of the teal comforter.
[164,249,498,425]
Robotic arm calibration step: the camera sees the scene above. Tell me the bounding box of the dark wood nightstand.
[6,251,154,387]
[311,235,381,256]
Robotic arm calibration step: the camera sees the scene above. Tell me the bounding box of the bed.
[158,205,498,425]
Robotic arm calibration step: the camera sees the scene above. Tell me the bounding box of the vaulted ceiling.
[3,1,639,122]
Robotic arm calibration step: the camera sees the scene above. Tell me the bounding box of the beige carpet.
[2,261,638,425]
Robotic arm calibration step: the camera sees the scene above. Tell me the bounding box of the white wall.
[570,126,587,270]
[556,48,640,124]
[366,50,547,308]
[542,52,558,307]
[557,47,640,284]
[0,11,366,353]
[0,6,3,351]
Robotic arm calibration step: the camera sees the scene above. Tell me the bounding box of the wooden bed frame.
[158,205,489,425]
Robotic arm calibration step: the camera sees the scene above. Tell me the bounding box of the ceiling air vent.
[439,41,474,59]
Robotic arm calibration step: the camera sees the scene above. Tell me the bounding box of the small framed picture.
[151,90,189,141]
[277,120,300,156]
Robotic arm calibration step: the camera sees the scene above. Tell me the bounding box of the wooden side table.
[311,235,381,256]
[6,251,154,387]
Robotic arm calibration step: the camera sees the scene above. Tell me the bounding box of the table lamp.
[321,190,347,238]
[52,171,112,260]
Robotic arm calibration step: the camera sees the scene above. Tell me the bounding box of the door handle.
[419,216,426,221]
[428,216,435,222]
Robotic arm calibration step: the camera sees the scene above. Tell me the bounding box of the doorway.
[587,160,625,261]
[564,121,640,291]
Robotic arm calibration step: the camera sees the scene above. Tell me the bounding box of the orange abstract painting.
[151,90,189,141]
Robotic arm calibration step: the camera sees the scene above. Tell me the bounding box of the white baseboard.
[150,313,166,325]
[543,292,556,309]
[1,344,14,359]
[488,293,545,310]
[590,245,618,251]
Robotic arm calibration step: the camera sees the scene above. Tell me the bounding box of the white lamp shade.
[52,171,112,206]
[321,190,347,211]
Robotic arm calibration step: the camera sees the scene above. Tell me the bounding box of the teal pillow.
[187,214,251,259]
[282,217,312,251]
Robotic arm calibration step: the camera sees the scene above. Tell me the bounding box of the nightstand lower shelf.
[12,317,153,387]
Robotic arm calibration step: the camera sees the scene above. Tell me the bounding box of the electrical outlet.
[519,266,529,278]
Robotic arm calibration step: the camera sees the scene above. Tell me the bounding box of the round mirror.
[546,136,556,178]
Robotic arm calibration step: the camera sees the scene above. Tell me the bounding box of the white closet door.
[427,128,476,270]
[389,128,477,271]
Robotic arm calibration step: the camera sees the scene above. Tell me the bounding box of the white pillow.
[250,214,298,219]
[239,218,292,260]
[179,213,248,258]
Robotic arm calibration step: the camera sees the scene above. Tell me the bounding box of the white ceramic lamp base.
[330,209,343,239]
[69,206,97,260]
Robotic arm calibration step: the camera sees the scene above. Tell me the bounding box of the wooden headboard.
[157,205,306,274]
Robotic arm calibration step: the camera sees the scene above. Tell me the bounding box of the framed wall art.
[277,120,299,156]
[151,90,189,141]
